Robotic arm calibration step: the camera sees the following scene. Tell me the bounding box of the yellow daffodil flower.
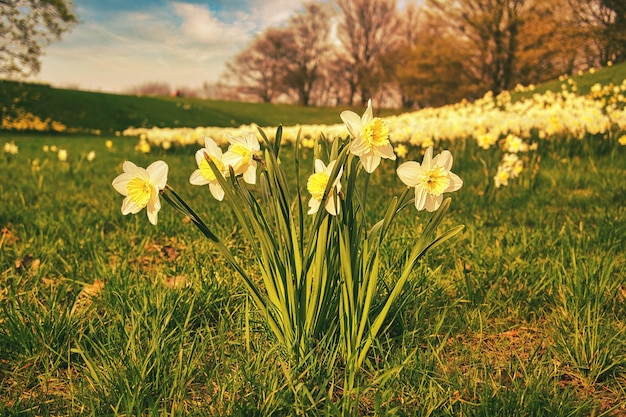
[394,143,408,159]
[190,137,227,201]
[222,132,260,184]
[341,99,396,173]
[397,147,463,212]
[112,160,168,225]
[307,159,342,215]
[58,149,68,162]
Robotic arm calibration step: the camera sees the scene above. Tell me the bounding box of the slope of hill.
[0,81,403,135]
[511,60,626,100]
[2,60,625,135]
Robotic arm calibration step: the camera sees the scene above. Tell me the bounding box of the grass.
[2,60,624,135]
[512,60,626,99]
[0,129,624,415]
[0,80,404,135]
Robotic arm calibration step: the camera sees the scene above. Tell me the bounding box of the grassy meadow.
[1,68,626,415]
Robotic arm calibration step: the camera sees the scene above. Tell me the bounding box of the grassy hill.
[0,81,403,135]
[2,60,625,135]
[511,60,626,99]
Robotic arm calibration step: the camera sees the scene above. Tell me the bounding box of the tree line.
[219,0,626,108]
[2,0,625,108]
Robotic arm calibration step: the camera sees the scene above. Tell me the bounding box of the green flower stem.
[160,185,282,344]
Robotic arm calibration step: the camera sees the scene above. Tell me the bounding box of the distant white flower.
[307,159,343,215]
[87,150,96,162]
[190,137,227,201]
[112,160,168,225]
[341,99,395,173]
[222,132,260,184]
[397,147,463,212]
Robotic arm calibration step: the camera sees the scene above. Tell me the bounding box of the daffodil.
[394,143,408,159]
[222,132,260,184]
[190,137,227,200]
[58,149,68,162]
[397,147,463,212]
[112,160,168,225]
[494,166,510,188]
[307,159,343,215]
[341,99,395,173]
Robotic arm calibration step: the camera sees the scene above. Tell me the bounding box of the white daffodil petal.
[121,197,143,215]
[349,138,370,156]
[308,197,320,215]
[437,150,454,170]
[447,172,464,192]
[122,161,144,177]
[414,186,428,211]
[242,164,257,185]
[314,159,326,173]
[376,143,396,160]
[425,194,443,212]
[362,99,373,125]
[397,161,422,187]
[222,152,243,170]
[360,152,381,173]
[147,160,168,190]
[189,170,209,186]
[245,132,260,151]
[147,207,158,225]
[325,195,340,216]
[209,183,225,201]
[340,111,362,137]
[205,137,221,154]
[421,147,433,169]
[195,149,206,165]
[112,172,133,195]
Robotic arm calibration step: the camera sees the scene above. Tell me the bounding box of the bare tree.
[394,22,483,107]
[426,0,529,95]
[221,28,293,103]
[381,2,425,108]
[0,0,77,78]
[335,0,400,105]
[514,0,582,83]
[567,0,626,65]
[282,2,332,106]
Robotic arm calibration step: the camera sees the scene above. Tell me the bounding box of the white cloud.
[172,2,253,45]
[247,0,307,27]
[35,0,316,93]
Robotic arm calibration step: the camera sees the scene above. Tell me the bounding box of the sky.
[34,0,320,93]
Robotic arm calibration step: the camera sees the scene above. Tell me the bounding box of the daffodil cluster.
[123,77,626,156]
[3,141,18,155]
[112,100,465,399]
[1,109,67,132]
[493,134,538,189]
